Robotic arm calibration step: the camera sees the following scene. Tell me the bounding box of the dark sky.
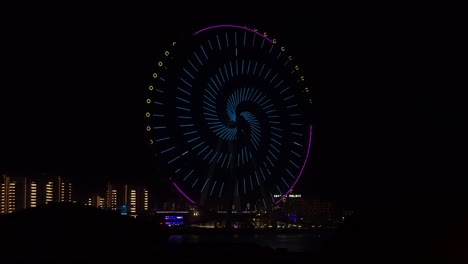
[1,2,465,209]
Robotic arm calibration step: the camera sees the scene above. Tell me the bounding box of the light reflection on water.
[167,231,334,253]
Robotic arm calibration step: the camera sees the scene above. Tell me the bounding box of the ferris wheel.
[145,24,312,212]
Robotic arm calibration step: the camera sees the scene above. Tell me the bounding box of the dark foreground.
[1,201,467,263]
[0,203,315,262]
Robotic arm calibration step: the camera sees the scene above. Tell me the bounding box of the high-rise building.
[29,176,73,206]
[1,175,27,214]
[105,182,151,217]
[1,174,73,214]
[86,193,106,208]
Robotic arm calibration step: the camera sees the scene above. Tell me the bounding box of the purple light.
[275,124,313,205]
[192,24,274,44]
[170,24,311,208]
[172,182,195,204]
[173,125,313,206]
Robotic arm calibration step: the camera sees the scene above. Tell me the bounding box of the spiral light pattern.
[146,24,312,211]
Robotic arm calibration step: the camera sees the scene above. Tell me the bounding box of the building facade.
[105,182,151,217]
[87,193,106,208]
[1,174,73,214]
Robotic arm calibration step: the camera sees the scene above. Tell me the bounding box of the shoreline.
[163,225,340,235]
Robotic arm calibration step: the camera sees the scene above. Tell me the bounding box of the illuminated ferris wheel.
[145,24,312,212]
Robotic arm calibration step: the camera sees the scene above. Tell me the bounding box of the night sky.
[1,2,465,209]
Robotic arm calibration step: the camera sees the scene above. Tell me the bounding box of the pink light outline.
[173,125,313,206]
[274,124,313,205]
[172,182,195,204]
[193,24,274,44]
[171,24,311,208]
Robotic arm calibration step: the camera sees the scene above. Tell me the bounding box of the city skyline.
[1,172,347,211]
[1,173,356,231]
